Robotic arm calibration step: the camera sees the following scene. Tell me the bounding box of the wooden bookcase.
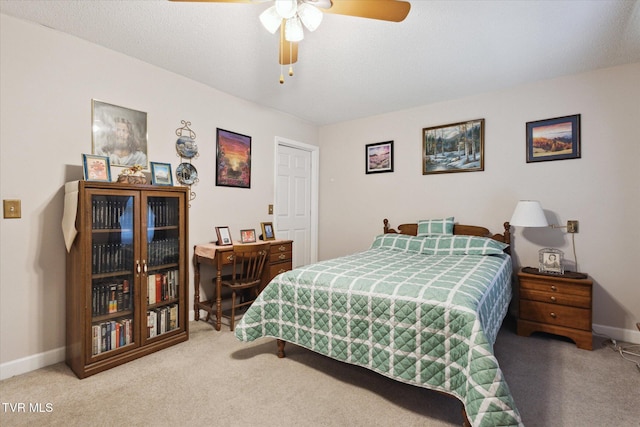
[66,181,189,378]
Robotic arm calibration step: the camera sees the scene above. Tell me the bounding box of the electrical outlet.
[567,220,578,233]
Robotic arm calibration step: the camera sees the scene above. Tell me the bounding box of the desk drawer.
[520,300,591,330]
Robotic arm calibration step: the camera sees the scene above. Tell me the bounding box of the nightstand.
[517,268,593,350]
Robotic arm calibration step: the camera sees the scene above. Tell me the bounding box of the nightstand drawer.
[520,300,591,330]
[519,279,591,297]
[520,289,590,308]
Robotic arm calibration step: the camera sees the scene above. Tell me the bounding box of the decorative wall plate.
[176,162,198,185]
[176,136,198,159]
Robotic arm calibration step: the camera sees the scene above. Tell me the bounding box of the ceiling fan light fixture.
[259,6,282,34]
[275,0,297,19]
[284,16,304,42]
[297,3,323,32]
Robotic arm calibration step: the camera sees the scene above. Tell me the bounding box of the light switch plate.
[3,199,21,218]
[268,204,273,215]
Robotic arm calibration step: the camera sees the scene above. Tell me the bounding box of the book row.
[147,304,179,338]
[147,238,180,266]
[92,279,132,317]
[91,197,178,230]
[92,318,133,355]
[147,270,179,305]
[92,242,133,274]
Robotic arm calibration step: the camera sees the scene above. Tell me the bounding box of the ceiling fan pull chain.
[289,41,294,77]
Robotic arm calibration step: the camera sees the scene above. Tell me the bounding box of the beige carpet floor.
[1,317,638,426]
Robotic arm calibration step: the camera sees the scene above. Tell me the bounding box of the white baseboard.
[593,323,640,345]
[0,346,65,381]
[1,311,198,381]
[2,320,636,381]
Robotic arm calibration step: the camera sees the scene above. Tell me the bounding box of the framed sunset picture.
[216,128,251,188]
[526,114,581,163]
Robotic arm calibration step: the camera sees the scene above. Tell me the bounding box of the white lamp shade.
[259,6,282,34]
[510,200,549,227]
[298,3,323,32]
[285,16,304,42]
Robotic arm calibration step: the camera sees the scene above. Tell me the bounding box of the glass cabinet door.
[143,195,181,339]
[89,193,137,357]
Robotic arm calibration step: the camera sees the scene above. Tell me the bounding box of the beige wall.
[2,13,639,379]
[318,63,640,341]
[0,15,317,377]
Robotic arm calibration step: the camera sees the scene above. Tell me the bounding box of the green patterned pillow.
[422,235,508,255]
[370,234,428,254]
[417,217,454,236]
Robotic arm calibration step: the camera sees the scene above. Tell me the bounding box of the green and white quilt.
[235,234,522,426]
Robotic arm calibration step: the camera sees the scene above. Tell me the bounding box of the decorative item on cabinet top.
[175,120,199,205]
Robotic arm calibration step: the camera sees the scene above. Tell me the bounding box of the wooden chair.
[220,243,270,331]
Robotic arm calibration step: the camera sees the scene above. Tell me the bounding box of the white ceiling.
[2,0,639,126]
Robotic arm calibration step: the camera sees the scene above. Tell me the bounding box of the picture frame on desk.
[215,226,232,246]
[240,229,256,243]
[260,222,275,241]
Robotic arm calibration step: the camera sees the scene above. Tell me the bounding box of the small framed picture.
[539,248,564,275]
[82,154,112,182]
[215,226,233,246]
[240,229,256,243]
[150,162,173,186]
[365,141,394,174]
[526,114,581,163]
[261,222,275,241]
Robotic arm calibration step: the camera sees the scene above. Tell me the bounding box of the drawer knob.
[550,296,557,303]
[278,246,286,252]
[278,268,286,274]
[550,312,557,318]
[551,285,557,292]
[278,254,286,260]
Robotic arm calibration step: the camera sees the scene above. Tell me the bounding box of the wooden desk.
[193,240,293,330]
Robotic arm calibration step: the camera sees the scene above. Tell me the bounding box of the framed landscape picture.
[365,141,394,174]
[216,128,251,188]
[526,114,581,163]
[422,119,484,175]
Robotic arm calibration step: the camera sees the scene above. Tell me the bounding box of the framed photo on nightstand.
[539,248,564,275]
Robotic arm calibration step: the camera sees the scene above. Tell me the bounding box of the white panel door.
[276,143,314,268]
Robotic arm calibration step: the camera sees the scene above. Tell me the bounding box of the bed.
[234,218,522,427]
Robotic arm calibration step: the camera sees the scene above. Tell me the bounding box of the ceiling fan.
[170,0,411,83]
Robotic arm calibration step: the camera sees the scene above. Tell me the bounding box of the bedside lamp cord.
[571,233,578,273]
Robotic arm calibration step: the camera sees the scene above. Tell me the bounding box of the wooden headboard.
[383,219,511,252]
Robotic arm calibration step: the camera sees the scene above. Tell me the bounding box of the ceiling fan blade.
[169,0,263,3]
[279,23,298,65]
[323,0,410,22]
